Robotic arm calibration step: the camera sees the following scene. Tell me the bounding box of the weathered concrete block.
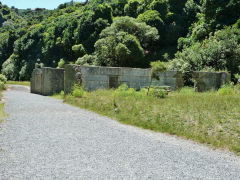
[31,69,42,94]
[192,71,231,92]
[80,66,100,75]
[31,67,64,96]
[64,65,183,92]
[64,65,80,94]
[121,67,150,76]
[99,66,121,76]
[82,75,109,81]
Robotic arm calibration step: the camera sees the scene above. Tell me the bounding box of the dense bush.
[57,58,66,68]
[72,84,86,98]
[94,16,159,67]
[0,0,240,80]
[0,74,7,90]
[72,44,86,58]
[0,74,7,84]
[149,88,167,98]
[170,27,240,83]
[75,54,97,65]
[1,58,18,80]
[217,84,240,96]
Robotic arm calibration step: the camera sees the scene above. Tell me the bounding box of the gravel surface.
[0,85,240,179]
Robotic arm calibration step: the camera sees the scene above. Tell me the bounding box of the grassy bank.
[0,89,7,123]
[0,103,6,123]
[61,85,240,155]
[7,81,30,86]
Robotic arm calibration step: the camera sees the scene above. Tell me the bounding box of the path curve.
[0,85,240,179]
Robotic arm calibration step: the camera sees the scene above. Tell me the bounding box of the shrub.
[0,74,7,84]
[1,58,18,80]
[72,84,85,98]
[150,88,167,98]
[117,83,129,91]
[75,54,96,65]
[218,84,234,96]
[72,44,86,58]
[115,83,130,97]
[147,61,168,95]
[58,58,66,68]
[0,81,6,90]
[94,16,159,68]
[171,27,240,83]
[115,83,141,97]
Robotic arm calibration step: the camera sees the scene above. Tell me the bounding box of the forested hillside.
[0,0,239,82]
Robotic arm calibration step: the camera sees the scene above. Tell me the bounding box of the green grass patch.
[61,85,240,156]
[0,90,7,123]
[7,81,30,86]
[0,103,6,123]
[51,91,65,99]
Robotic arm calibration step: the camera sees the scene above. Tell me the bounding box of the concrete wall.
[31,67,64,96]
[64,65,184,93]
[192,71,231,92]
[31,66,231,95]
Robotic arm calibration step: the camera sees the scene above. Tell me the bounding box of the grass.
[52,91,65,99]
[0,103,6,123]
[0,90,7,123]
[58,85,240,155]
[7,81,30,86]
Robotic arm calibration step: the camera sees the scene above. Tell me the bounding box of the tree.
[100,16,159,50]
[149,0,168,19]
[124,0,140,18]
[170,27,240,83]
[94,16,159,67]
[94,32,145,67]
[147,61,167,95]
[72,44,86,58]
[137,10,164,35]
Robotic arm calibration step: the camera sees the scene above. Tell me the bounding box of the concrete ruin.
[30,66,231,95]
[31,67,64,96]
[64,65,184,93]
[192,71,231,92]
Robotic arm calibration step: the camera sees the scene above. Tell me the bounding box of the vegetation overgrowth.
[0,74,7,123]
[54,84,240,155]
[0,0,239,84]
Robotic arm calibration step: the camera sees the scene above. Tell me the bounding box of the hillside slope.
[0,0,239,82]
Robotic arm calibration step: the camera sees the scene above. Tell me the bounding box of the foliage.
[58,58,66,68]
[124,0,140,18]
[217,84,240,96]
[0,74,7,90]
[171,27,240,83]
[94,17,159,67]
[115,83,142,97]
[0,81,6,90]
[0,74,7,84]
[137,10,164,35]
[95,32,145,67]
[72,84,86,98]
[100,16,159,49]
[0,0,240,81]
[1,58,18,80]
[150,61,168,80]
[75,54,97,65]
[150,88,167,98]
[72,44,86,58]
[147,60,167,95]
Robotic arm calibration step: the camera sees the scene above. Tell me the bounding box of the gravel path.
[0,85,240,179]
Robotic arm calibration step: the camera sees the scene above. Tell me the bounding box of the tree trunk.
[147,78,153,95]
